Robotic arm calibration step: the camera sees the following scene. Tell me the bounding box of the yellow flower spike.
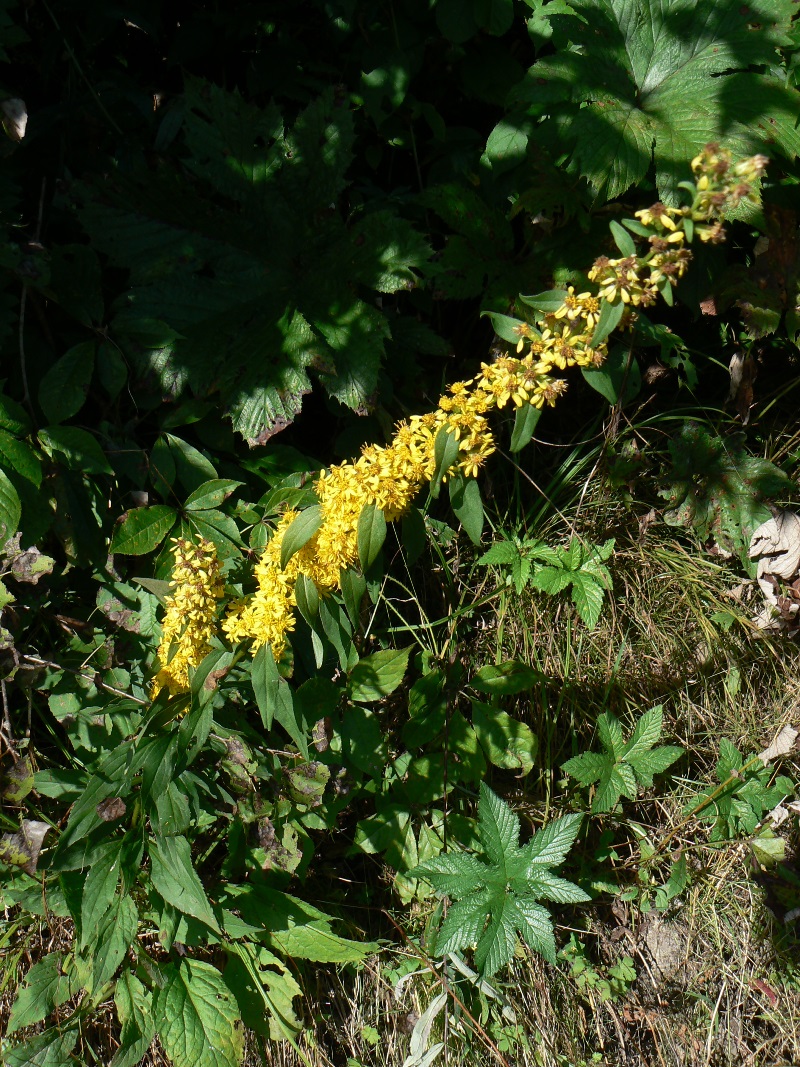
[152,536,225,698]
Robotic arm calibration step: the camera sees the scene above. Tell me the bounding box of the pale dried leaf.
[1,98,27,141]
[758,725,798,765]
[768,803,790,827]
[750,512,800,608]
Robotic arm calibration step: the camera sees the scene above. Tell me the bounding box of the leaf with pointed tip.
[410,853,489,900]
[478,783,520,871]
[473,896,518,978]
[523,813,583,869]
[510,897,557,966]
[597,713,625,759]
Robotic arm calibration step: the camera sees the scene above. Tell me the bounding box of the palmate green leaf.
[154,959,244,1067]
[565,707,683,812]
[77,80,419,444]
[520,0,800,202]
[660,424,791,554]
[409,786,584,976]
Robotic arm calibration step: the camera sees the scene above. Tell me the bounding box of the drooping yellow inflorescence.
[152,537,225,697]
[154,146,768,678]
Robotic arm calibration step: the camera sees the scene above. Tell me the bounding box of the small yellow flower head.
[152,537,225,698]
[690,144,768,218]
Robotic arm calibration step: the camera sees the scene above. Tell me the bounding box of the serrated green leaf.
[660,423,790,554]
[7,953,74,1034]
[477,541,520,566]
[474,897,518,978]
[509,897,557,966]
[597,713,625,759]
[435,891,491,956]
[112,972,155,1067]
[628,745,683,787]
[570,572,606,628]
[529,566,573,595]
[478,783,520,871]
[524,869,591,904]
[526,0,800,202]
[111,506,176,555]
[154,959,244,1067]
[524,813,583,869]
[347,646,411,702]
[4,1026,79,1067]
[562,750,609,786]
[357,502,387,571]
[148,835,221,934]
[410,853,489,899]
[93,894,138,992]
[80,844,121,950]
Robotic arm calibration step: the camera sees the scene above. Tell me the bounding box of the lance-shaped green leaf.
[357,502,387,571]
[280,504,323,568]
[148,834,221,934]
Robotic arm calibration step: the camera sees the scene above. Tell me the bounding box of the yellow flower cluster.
[223,508,302,657]
[152,537,225,697]
[152,147,769,677]
[691,143,768,225]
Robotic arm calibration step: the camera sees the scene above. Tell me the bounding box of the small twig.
[0,678,16,755]
[21,654,149,706]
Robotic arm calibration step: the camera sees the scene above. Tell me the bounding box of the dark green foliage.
[513,0,800,202]
[660,424,792,556]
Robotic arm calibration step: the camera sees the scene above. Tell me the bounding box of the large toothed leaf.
[517,0,800,202]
